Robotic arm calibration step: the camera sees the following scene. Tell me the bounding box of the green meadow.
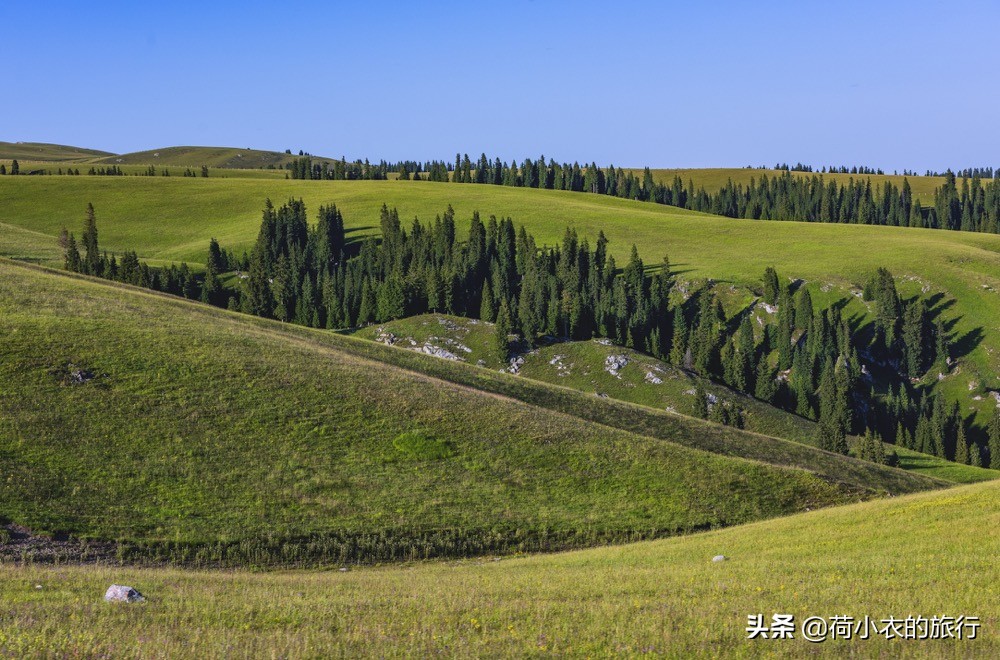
[2,478,995,658]
[0,141,113,162]
[4,260,925,566]
[2,174,1000,424]
[0,152,997,657]
[355,314,999,485]
[635,167,949,203]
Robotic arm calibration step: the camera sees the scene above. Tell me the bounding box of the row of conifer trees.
[60,201,1000,468]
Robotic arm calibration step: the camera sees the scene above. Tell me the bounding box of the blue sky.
[3,1,997,170]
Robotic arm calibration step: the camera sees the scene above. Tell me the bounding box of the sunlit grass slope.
[2,176,999,423]
[92,145,336,169]
[355,314,1000,485]
[0,141,113,162]
[0,260,918,565]
[2,478,995,658]
[635,167,949,203]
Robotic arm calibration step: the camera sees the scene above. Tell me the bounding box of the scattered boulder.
[712,555,727,563]
[644,371,663,385]
[506,355,525,374]
[605,354,629,378]
[420,344,461,360]
[104,585,145,603]
[50,362,97,386]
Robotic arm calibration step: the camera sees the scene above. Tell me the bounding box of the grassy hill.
[353,314,999,485]
[633,167,949,203]
[2,476,995,657]
[3,260,943,566]
[93,145,336,169]
[2,175,1000,427]
[0,141,113,162]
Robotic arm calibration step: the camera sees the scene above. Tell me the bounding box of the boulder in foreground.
[104,584,145,603]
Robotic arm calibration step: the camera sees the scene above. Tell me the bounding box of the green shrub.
[393,430,454,461]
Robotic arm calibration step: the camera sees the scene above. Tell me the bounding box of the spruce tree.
[989,407,1000,469]
[737,315,755,392]
[271,254,295,321]
[493,300,512,365]
[357,280,376,326]
[754,358,777,403]
[954,421,969,465]
[970,441,983,467]
[762,267,780,305]
[81,203,100,275]
[63,233,81,272]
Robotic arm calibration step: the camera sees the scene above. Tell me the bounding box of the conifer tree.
[64,233,81,272]
[762,267,780,305]
[669,305,688,366]
[954,420,969,465]
[754,358,777,403]
[82,203,101,275]
[989,407,1000,469]
[357,280,376,326]
[179,263,197,299]
[271,254,295,321]
[737,315,755,392]
[493,300,512,365]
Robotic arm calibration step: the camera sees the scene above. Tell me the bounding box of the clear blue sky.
[3,1,998,171]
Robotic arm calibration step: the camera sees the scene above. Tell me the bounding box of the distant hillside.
[0,141,113,162]
[94,145,338,169]
[2,177,1000,434]
[629,167,949,203]
[2,259,931,566]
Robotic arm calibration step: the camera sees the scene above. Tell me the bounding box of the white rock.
[604,354,629,378]
[712,555,727,562]
[104,585,144,603]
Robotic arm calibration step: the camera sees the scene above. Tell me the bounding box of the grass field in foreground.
[1,478,995,658]
[2,176,999,424]
[3,260,919,565]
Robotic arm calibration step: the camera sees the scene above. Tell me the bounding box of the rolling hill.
[352,314,999,485]
[633,167,949,203]
[2,175,999,430]
[2,259,942,567]
[0,141,113,162]
[2,473,995,657]
[92,145,337,169]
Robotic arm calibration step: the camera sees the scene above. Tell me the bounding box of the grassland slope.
[93,145,336,169]
[0,141,113,162]
[1,475,995,657]
[2,176,999,425]
[0,260,919,566]
[353,314,1000,485]
[633,167,948,203]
